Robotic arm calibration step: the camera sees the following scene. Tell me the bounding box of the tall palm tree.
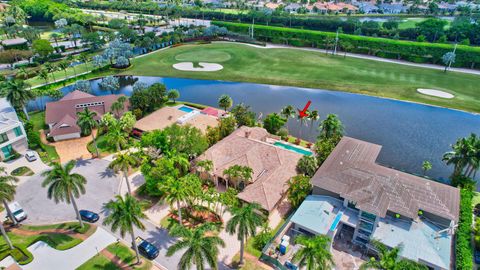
[39,69,49,84]
[16,67,28,80]
[103,194,147,264]
[67,55,77,77]
[443,134,477,179]
[58,61,69,79]
[292,235,334,270]
[167,223,225,270]
[44,63,57,82]
[4,80,34,120]
[360,240,427,270]
[41,161,87,228]
[0,167,18,249]
[109,152,138,194]
[318,114,344,140]
[105,123,128,152]
[218,94,233,112]
[159,174,195,225]
[226,202,265,266]
[308,110,320,131]
[281,105,296,124]
[77,108,99,157]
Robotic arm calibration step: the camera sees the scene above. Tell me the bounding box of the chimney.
[245,130,251,138]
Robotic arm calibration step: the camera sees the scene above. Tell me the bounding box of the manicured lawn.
[28,111,60,163]
[0,222,91,265]
[87,133,116,157]
[116,43,480,113]
[77,243,152,270]
[26,62,94,87]
[10,166,34,176]
[472,192,480,208]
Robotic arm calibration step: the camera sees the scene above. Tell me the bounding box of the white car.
[8,201,27,222]
[25,150,37,162]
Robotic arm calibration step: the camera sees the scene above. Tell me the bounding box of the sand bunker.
[173,62,223,72]
[417,89,454,99]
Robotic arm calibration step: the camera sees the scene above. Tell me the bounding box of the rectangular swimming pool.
[178,106,194,113]
[273,142,312,156]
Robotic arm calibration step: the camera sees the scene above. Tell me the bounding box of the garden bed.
[169,205,222,229]
[11,166,34,176]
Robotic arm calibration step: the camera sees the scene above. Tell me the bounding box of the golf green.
[117,42,480,113]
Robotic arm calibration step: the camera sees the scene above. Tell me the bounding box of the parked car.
[79,210,99,223]
[8,201,27,222]
[25,150,37,162]
[135,236,159,260]
[475,249,480,264]
[285,260,298,270]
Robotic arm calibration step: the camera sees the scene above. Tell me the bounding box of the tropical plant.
[103,194,147,264]
[218,94,233,111]
[167,223,225,270]
[421,160,432,176]
[73,80,91,93]
[318,114,344,140]
[443,133,479,179]
[281,105,296,124]
[359,240,427,270]
[109,151,139,194]
[308,110,320,130]
[231,103,256,127]
[58,60,69,78]
[167,89,180,103]
[263,113,286,135]
[44,62,57,82]
[292,235,334,270]
[226,203,265,266]
[99,76,120,94]
[39,69,49,84]
[296,156,318,177]
[196,159,213,181]
[3,79,34,119]
[223,165,253,190]
[0,167,19,248]
[442,51,456,72]
[41,161,86,228]
[77,108,99,156]
[287,175,312,208]
[159,173,198,225]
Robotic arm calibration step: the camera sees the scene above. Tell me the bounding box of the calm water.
[28,76,480,182]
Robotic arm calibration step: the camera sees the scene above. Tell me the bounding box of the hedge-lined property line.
[212,21,480,69]
[456,188,473,270]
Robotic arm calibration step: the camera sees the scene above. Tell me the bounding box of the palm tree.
[0,167,19,249]
[39,69,49,84]
[4,80,34,120]
[222,165,252,190]
[443,134,477,179]
[159,174,195,225]
[58,61,69,79]
[360,240,427,270]
[77,108,99,157]
[44,63,57,82]
[281,105,296,124]
[308,110,320,131]
[226,202,265,266]
[79,53,89,68]
[167,223,225,270]
[167,89,180,103]
[218,94,233,112]
[16,67,28,79]
[67,55,77,77]
[109,152,138,194]
[103,194,147,264]
[105,123,128,152]
[196,159,213,183]
[41,161,87,228]
[50,32,61,48]
[318,114,344,140]
[292,235,334,270]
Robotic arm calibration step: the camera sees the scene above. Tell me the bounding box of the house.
[45,91,128,141]
[195,126,310,213]
[1,38,28,50]
[265,2,281,10]
[354,2,379,13]
[286,137,459,270]
[0,98,28,160]
[284,3,302,13]
[378,3,408,14]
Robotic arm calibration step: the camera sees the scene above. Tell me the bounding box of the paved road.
[14,158,232,270]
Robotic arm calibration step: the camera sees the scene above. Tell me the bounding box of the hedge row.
[212,21,480,69]
[456,188,473,270]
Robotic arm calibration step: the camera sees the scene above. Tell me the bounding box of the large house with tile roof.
[195,126,307,213]
[45,91,128,141]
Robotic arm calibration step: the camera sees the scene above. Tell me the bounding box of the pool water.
[273,142,313,156]
[178,106,194,113]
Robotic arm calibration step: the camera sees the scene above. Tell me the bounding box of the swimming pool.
[273,142,312,156]
[178,106,194,113]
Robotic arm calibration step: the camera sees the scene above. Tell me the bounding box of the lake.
[28,76,480,182]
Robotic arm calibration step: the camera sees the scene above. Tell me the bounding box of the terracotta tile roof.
[134,107,187,132]
[46,90,128,136]
[196,126,303,211]
[311,137,460,221]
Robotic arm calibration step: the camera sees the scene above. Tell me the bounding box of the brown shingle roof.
[196,126,303,211]
[46,91,128,136]
[311,137,460,221]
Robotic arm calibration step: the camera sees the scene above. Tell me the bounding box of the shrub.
[456,188,473,270]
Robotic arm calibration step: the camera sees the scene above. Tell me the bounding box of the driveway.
[23,227,116,270]
[14,158,233,270]
[40,131,97,163]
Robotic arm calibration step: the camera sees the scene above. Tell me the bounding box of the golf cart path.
[217,41,480,76]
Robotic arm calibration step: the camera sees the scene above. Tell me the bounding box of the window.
[13,127,22,137]
[1,145,13,158]
[0,133,8,144]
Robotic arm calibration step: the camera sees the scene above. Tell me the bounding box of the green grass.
[77,243,152,270]
[26,63,95,87]
[10,166,34,176]
[87,133,116,156]
[231,254,265,270]
[115,43,480,113]
[472,192,480,208]
[397,17,451,30]
[28,111,60,163]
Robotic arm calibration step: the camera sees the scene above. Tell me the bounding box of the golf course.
[114,42,480,113]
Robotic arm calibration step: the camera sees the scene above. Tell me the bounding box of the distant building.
[284,3,302,13]
[1,38,28,50]
[265,2,281,10]
[354,2,379,13]
[45,91,128,141]
[0,98,28,160]
[378,3,408,13]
